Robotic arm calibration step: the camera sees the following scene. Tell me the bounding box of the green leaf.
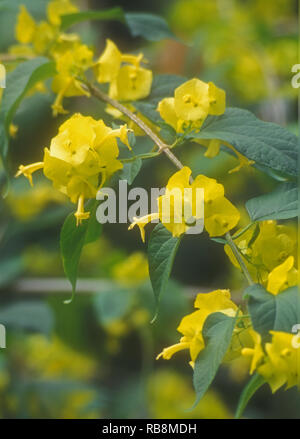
[193,313,236,407]
[189,108,298,177]
[0,58,56,159]
[148,223,182,320]
[245,284,300,337]
[118,158,142,185]
[60,7,125,31]
[60,200,101,302]
[60,9,177,42]
[0,301,54,335]
[147,74,187,103]
[125,12,177,42]
[246,182,298,221]
[235,374,266,419]
[93,287,132,325]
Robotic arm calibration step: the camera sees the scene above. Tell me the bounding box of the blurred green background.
[0,0,299,419]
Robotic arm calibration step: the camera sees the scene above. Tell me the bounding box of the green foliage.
[117,158,142,185]
[0,58,55,162]
[60,9,177,42]
[189,108,298,177]
[193,312,236,406]
[245,284,300,337]
[148,223,182,320]
[235,374,266,419]
[0,301,54,335]
[93,288,132,325]
[125,13,177,42]
[60,7,124,31]
[246,182,298,221]
[60,201,101,301]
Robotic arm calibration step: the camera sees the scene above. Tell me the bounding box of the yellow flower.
[157,97,184,133]
[267,256,297,295]
[47,0,78,27]
[110,64,153,102]
[32,21,56,55]
[174,78,211,122]
[243,331,300,393]
[242,329,265,374]
[225,221,297,283]
[157,289,238,364]
[129,167,239,241]
[23,334,96,380]
[15,5,36,44]
[94,39,122,83]
[94,40,153,102]
[16,114,129,225]
[112,252,149,286]
[51,43,94,115]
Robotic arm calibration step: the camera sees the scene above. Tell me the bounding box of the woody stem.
[225,232,254,286]
[82,81,185,171]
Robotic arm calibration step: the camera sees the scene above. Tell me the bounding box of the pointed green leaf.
[125,13,177,42]
[189,108,298,177]
[193,312,236,407]
[246,182,298,221]
[0,58,55,160]
[245,284,300,337]
[235,374,266,419]
[148,223,182,317]
[60,8,125,31]
[118,158,142,185]
[60,201,101,301]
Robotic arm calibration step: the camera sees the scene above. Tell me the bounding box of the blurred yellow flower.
[24,335,96,380]
[112,252,149,286]
[148,370,231,419]
[47,0,78,27]
[15,5,36,44]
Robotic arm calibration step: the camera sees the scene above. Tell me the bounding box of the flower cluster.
[15,1,78,54]
[16,113,130,225]
[225,220,298,285]
[156,289,240,366]
[129,166,240,241]
[94,39,153,102]
[243,330,300,392]
[158,78,225,132]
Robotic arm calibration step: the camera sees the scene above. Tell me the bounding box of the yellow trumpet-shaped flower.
[225,221,297,284]
[243,330,300,393]
[51,43,94,115]
[267,256,298,295]
[158,78,225,132]
[94,39,122,83]
[156,289,238,364]
[94,39,153,102]
[129,167,239,242]
[16,114,129,225]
